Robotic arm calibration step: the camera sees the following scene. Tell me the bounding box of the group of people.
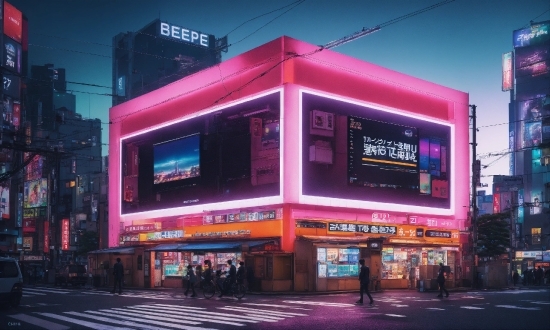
[183,259,246,298]
[517,266,549,286]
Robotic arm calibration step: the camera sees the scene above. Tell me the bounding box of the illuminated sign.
[513,23,550,48]
[44,221,49,253]
[502,52,513,91]
[328,222,397,234]
[296,221,327,229]
[61,218,70,250]
[125,224,156,232]
[425,230,452,238]
[146,230,184,241]
[192,229,251,238]
[203,209,279,225]
[22,255,44,261]
[3,37,21,73]
[23,237,32,250]
[158,22,210,47]
[3,2,22,43]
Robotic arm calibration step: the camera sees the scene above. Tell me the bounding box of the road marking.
[242,303,312,310]
[495,305,541,310]
[65,311,171,330]
[110,306,246,327]
[530,301,550,305]
[224,306,309,316]
[135,304,270,323]
[24,287,71,294]
[9,314,70,330]
[98,309,203,327]
[385,314,406,317]
[426,308,445,310]
[37,313,134,330]
[390,304,409,307]
[216,307,287,320]
[460,306,484,309]
[283,300,354,307]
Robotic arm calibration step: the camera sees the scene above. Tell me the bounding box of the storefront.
[294,219,460,291]
[108,37,470,291]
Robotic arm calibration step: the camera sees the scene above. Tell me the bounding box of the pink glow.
[109,36,469,247]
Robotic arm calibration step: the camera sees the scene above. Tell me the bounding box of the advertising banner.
[23,236,32,250]
[23,178,47,208]
[61,218,70,250]
[493,193,501,213]
[513,23,550,48]
[2,37,22,73]
[502,52,513,91]
[3,71,20,99]
[3,2,22,43]
[0,181,9,219]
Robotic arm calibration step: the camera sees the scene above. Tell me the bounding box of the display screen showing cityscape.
[153,134,200,184]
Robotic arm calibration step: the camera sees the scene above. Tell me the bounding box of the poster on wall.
[327,264,338,277]
[317,248,327,262]
[523,121,542,147]
[531,191,542,214]
[326,248,338,262]
[23,178,47,208]
[318,263,327,278]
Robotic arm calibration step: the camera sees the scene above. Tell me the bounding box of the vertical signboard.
[502,52,513,91]
[61,218,70,250]
[493,193,501,214]
[43,221,49,253]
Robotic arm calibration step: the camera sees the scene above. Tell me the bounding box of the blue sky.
[9,0,550,191]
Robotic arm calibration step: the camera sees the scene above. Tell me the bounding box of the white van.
[0,257,23,307]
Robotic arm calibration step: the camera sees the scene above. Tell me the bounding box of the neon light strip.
[298,88,455,216]
[361,158,417,167]
[119,88,284,222]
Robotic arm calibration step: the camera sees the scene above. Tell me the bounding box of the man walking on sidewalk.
[437,262,449,298]
[111,258,124,295]
[356,259,373,305]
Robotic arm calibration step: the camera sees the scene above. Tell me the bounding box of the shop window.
[317,248,359,278]
[532,228,541,244]
[159,251,242,279]
[381,247,450,280]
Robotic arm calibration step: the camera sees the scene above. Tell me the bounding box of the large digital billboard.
[513,22,550,48]
[153,134,200,184]
[3,1,22,43]
[2,37,21,73]
[302,91,451,209]
[120,91,281,215]
[24,178,48,208]
[502,52,513,91]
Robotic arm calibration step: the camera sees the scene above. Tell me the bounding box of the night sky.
[8,0,550,191]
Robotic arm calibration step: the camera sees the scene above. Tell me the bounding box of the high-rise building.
[504,20,550,272]
[112,19,225,106]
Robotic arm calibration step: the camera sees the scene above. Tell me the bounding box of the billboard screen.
[302,92,451,209]
[23,178,48,208]
[502,52,513,91]
[513,22,550,48]
[153,134,200,185]
[3,2,22,43]
[121,91,281,215]
[2,37,22,73]
[0,181,9,219]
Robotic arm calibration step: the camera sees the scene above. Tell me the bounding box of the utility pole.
[470,104,478,288]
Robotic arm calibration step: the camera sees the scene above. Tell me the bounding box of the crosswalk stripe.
[216,307,286,321]
[9,313,70,330]
[223,306,309,316]
[22,291,46,295]
[24,288,71,293]
[131,305,268,323]
[65,311,172,330]
[37,312,134,330]
[99,309,208,329]
[125,305,248,326]
[242,303,312,310]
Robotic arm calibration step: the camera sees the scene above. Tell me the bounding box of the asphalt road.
[1,285,549,330]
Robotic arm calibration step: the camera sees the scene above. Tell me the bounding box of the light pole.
[470,104,478,288]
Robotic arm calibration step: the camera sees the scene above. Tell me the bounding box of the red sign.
[61,218,70,250]
[44,221,49,253]
[493,193,501,214]
[13,102,20,130]
[125,224,155,232]
[3,2,22,43]
[23,219,36,233]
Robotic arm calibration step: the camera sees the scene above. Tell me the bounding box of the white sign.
[159,22,209,47]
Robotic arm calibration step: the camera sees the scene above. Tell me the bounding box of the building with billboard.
[106,36,469,291]
[505,20,550,274]
[112,19,224,107]
[0,1,26,257]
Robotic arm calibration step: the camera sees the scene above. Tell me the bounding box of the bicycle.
[202,278,246,300]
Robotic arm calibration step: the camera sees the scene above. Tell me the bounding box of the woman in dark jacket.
[184,265,197,297]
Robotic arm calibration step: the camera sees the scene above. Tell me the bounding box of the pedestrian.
[237,261,246,284]
[512,270,519,286]
[356,259,373,305]
[203,260,213,286]
[111,258,124,295]
[437,263,449,298]
[184,265,197,297]
[195,264,203,288]
[219,260,236,298]
[535,266,543,285]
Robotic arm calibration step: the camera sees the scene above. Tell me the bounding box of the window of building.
[532,228,541,244]
[316,248,359,278]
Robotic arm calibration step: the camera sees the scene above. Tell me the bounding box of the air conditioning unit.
[309,145,333,164]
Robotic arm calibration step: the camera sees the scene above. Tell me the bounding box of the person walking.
[111,258,124,295]
[437,263,449,298]
[219,260,236,298]
[184,265,197,297]
[356,259,373,305]
[512,270,519,286]
[237,261,246,285]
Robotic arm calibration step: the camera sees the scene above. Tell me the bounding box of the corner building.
[107,37,470,291]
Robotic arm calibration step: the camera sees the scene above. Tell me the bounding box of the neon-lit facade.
[109,37,469,290]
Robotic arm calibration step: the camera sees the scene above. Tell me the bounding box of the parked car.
[0,257,23,307]
[55,264,87,286]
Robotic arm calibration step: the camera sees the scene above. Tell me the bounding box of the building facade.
[112,19,224,107]
[505,20,550,274]
[106,37,470,291]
